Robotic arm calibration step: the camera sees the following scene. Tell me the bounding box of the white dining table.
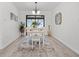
[25,28,47,49]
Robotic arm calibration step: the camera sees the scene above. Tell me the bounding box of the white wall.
[19,11,53,31]
[0,2,20,49]
[52,2,79,54]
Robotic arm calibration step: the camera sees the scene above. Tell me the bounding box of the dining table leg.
[43,35,44,47]
[39,38,40,50]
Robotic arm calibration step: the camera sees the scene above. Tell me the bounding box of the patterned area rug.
[11,45,56,57]
[11,36,56,57]
[0,36,78,57]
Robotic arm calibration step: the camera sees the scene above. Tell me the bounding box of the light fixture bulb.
[32,10,35,14]
[37,10,40,14]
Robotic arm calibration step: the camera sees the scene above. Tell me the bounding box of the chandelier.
[32,2,40,15]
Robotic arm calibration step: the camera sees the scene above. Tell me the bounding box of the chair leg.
[32,40,33,49]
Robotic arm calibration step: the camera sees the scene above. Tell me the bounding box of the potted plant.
[19,22,25,36]
[32,21,37,28]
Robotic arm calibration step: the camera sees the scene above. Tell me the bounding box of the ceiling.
[13,2,61,11]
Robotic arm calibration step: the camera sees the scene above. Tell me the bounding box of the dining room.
[0,2,79,57]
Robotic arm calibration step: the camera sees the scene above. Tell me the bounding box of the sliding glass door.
[26,15,45,28]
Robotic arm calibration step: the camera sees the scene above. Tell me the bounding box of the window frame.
[26,15,45,27]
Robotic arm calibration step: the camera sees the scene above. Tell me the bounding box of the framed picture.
[55,12,62,25]
[10,12,18,21]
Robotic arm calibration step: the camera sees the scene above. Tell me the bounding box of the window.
[26,15,45,28]
[27,19,32,27]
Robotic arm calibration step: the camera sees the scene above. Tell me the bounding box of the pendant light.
[32,2,40,15]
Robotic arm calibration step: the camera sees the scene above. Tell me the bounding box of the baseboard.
[52,34,79,55]
[0,35,21,50]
